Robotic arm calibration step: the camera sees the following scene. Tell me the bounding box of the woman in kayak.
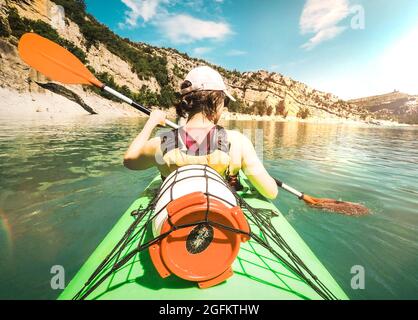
[124,66,278,199]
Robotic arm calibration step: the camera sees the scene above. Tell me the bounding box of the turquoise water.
[0,116,417,300]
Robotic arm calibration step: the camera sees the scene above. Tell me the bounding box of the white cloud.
[193,47,213,55]
[226,49,247,56]
[118,1,232,44]
[120,0,161,27]
[301,25,346,50]
[300,0,350,50]
[158,14,232,43]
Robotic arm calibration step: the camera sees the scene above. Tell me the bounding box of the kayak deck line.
[59,174,349,300]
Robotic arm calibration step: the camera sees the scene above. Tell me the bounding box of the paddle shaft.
[274,178,304,199]
[102,86,179,129]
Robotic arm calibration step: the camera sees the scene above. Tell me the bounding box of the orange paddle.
[18,33,178,128]
[275,179,369,216]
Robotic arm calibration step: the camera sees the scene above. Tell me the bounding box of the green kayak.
[59,172,349,300]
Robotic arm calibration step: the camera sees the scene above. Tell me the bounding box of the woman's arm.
[123,110,166,171]
[240,133,278,199]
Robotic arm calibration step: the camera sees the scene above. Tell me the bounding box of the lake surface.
[0,116,417,300]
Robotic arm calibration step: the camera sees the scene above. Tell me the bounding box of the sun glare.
[379,24,418,95]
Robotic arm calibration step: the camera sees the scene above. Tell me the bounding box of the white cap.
[181,66,236,101]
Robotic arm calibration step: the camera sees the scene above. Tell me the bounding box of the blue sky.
[84,0,418,99]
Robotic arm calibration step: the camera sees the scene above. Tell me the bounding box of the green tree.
[173,64,185,79]
[253,100,268,116]
[51,0,171,87]
[136,88,159,107]
[227,94,245,113]
[120,85,132,98]
[158,85,177,108]
[242,104,253,115]
[7,8,87,63]
[297,107,311,119]
[0,16,11,37]
[7,8,28,38]
[275,100,286,115]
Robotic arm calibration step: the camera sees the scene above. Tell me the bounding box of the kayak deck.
[59,175,348,300]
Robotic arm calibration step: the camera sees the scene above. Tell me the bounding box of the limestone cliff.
[0,0,376,121]
[349,92,418,124]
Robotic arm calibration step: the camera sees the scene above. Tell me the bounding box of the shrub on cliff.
[227,94,245,113]
[173,64,186,79]
[398,112,418,124]
[242,104,254,115]
[253,100,268,116]
[275,100,286,116]
[6,8,27,38]
[88,71,133,102]
[51,0,170,88]
[6,8,86,63]
[158,85,177,109]
[0,16,11,37]
[135,88,159,107]
[297,107,311,119]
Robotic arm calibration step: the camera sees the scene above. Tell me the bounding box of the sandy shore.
[0,86,150,119]
[221,111,408,127]
[0,87,408,127]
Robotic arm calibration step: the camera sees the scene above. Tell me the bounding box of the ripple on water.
[0,118,418,299]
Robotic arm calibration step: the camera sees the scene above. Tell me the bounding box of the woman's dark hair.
[176,80,229,119]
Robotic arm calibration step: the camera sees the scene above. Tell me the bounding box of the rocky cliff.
[0,0,376,121]
[349,91,418,124]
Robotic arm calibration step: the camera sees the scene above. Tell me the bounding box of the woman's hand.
[148,109,167,128]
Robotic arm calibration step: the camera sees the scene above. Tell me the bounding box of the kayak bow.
[59,170,348,300]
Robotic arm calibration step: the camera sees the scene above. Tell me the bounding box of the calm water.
[0,116,417,300]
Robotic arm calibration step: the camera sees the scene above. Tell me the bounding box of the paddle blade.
[18,33,103,87]
[304,195,369,216]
